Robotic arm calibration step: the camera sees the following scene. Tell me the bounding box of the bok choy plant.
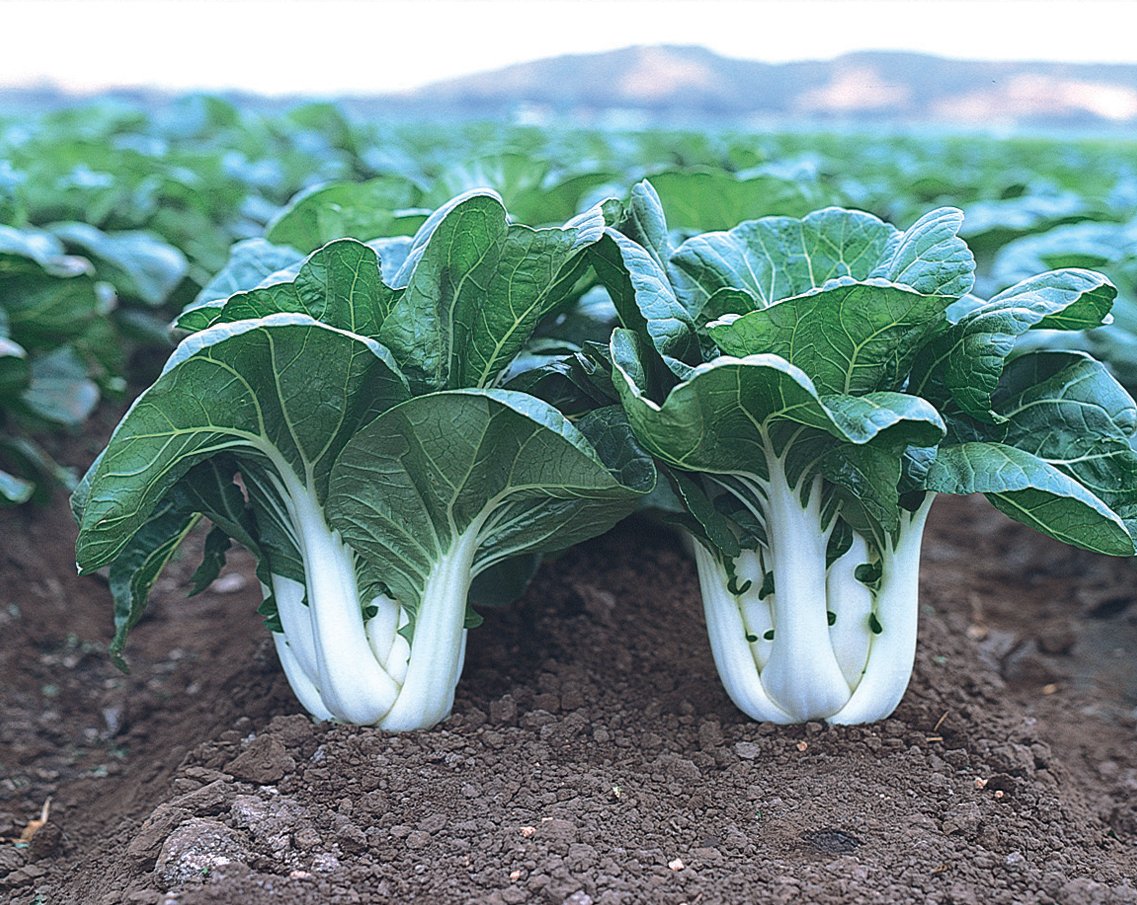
[593,181,1137,725]
[73,191,654,730]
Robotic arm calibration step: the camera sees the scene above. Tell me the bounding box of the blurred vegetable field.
[4,99,1135,509]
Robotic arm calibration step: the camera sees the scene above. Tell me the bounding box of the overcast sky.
[3,0,1136,96]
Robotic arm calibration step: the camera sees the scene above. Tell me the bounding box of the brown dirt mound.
[2,489,1136,905]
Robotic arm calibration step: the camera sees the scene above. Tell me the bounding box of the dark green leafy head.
[74,312,410,574]
[177,190,608,396]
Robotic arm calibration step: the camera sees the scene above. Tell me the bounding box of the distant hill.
[4,47,1137,128]
[377,46,1137,128]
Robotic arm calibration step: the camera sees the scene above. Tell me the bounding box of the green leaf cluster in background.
[5,97,1137,510]
[0,225,104,502]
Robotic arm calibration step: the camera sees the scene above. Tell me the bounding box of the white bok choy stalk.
[612,332,948,723]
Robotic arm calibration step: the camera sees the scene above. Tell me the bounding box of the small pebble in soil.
[224,736,296,784]
[154,818,247,890]
[311,852,340,872]
[799,828,864,855]
[942,801,983,839]
[734,741,760,759]
[211,572,248,594]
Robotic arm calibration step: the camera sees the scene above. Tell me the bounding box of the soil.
[3,432,1137,904]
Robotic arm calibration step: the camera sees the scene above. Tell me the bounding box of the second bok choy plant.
[73,191,654,730]
[590,181,1137,725]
